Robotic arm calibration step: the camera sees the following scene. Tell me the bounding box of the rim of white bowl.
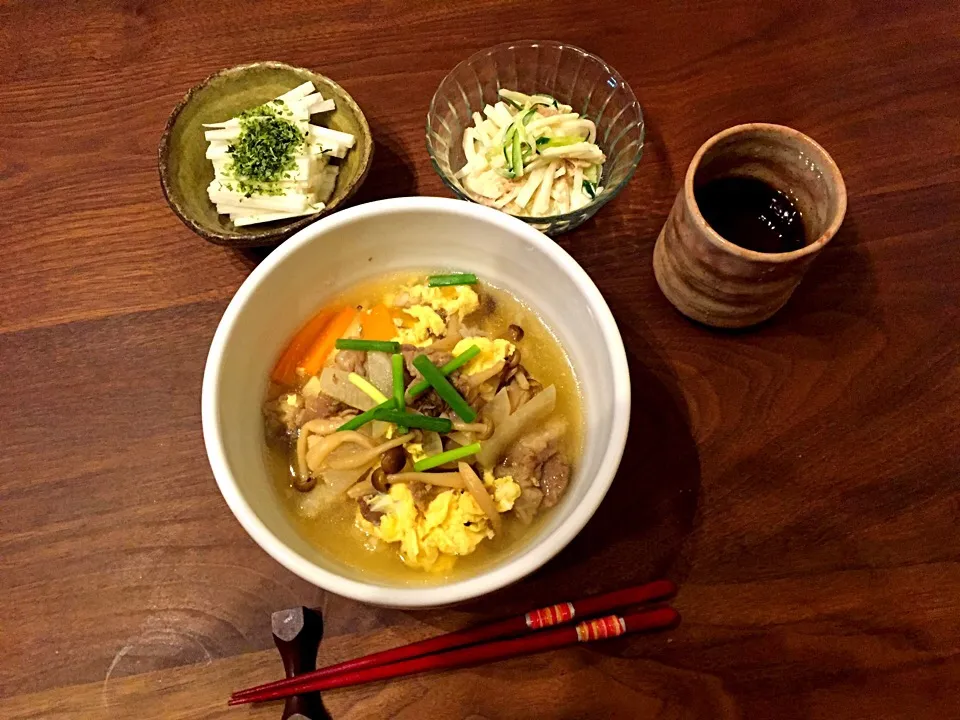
[201,197,630,607]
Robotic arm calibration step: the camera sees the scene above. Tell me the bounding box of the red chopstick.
[231,579,676,704]
[230,606,679,705]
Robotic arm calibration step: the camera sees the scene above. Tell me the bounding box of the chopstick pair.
[230,579,678,706]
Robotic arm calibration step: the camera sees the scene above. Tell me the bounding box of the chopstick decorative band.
[575,615,626,642]
[526,602,575,629]
[231,580,678,705]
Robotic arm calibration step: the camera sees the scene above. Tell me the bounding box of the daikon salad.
[203,82,356,227]
[455,89,606,217]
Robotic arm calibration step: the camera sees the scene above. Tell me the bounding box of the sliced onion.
[421,430,444,457]
[322,466,371,495]
[326,433,416,470]
[346,478,376,499]
[467,360,505,387]
[305,431,374,473]
[458,462,501,535]
[482,387,511,430]
[386,472,464,489]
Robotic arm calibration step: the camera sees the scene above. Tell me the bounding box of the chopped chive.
[335,338,401,353]
[337,400,393,432]
[412,354,477,423]
[407,344,481,399]
[427,273,478,287]
[511,133,523,177]
[413,442,482,472]
[538,135,582,149]
[392,353,405,413]
[371,408,453,433]
[583,180,597,199]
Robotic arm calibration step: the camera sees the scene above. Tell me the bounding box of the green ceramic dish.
[159,62,373,247]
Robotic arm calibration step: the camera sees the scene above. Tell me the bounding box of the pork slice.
[501,418,569,522]
[512,484,544,525]
[408,388,445,417]
[302,393,345,421]
[540,454,570,508]
[335,349,368,375]
[402,346,453,381]
[407,481,441,513]
[263,393,303,437]
[502,418,568,486]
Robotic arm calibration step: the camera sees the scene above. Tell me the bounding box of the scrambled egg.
[452,336,515,375]
[406,283,480,320]
[395,305,446,347]
[356,474,522,572]
[484,470,522,512]
[405,442,428,464]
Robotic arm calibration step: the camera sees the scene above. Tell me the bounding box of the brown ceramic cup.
[653,123,847,328]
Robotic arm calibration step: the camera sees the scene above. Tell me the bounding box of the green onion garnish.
[583,180,598,199]
[406,345,481,399]
[537,135,582,149]
[335,338,401,353]
[511,132,523,177]
[501,96,522,110]
[371,408,453,433]
[392,353,405,412]
[426,273,478,287]
[412,442,482,472]
[336,400,393,432]
[412,354,478,423]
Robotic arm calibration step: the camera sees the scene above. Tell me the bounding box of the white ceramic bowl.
[202,197,630,607]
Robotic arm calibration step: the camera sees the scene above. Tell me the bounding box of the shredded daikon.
[456,88,605,217]
[203,82,356,227]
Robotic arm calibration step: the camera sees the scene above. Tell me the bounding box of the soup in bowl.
[202,197,629,607]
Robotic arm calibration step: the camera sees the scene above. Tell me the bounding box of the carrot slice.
[361,304,399,341]
[300,307,358,376]
[271,309,334,385]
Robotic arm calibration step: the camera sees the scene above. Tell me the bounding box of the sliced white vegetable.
[462,127,479,162]
[231,205,325,226]
[456,88,606,217]
[277,81,315,104]
[526,113,580,132]
[493,185,521,209]
[482,104,503,128]
[491,102,514,128]
[206,142,231,160]
[205,81,354,226]
[498,88,531,105]
[515,165,548,209]
[208,187,315,212]
[308,125,356,148]
[531,161,559,215]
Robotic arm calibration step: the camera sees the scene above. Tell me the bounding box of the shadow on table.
[687,218,876,352]
[226,124,417,272]
[452,315,701,620]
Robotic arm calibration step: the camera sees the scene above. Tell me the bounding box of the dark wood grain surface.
[1,0,959,718]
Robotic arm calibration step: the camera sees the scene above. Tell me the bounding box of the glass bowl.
[426,41,645,236]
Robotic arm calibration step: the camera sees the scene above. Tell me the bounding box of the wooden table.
[2,1,958,717]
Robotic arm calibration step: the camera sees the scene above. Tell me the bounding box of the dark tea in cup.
[694,176,806,254]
